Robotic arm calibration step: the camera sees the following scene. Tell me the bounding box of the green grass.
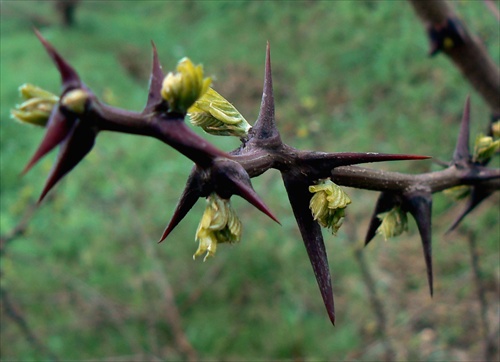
[1,1,499,360]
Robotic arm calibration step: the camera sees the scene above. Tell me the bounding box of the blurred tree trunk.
[55,0,80,27]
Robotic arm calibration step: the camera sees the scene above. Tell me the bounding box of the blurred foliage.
[1,1,499,360]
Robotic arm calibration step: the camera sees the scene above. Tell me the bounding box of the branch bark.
[408,0,500,113]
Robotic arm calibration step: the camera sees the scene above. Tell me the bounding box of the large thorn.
[38,120,96,203]
[22,108,75,175]
[447,187,495,233]
[144,41,165,113]
[251,42,282,146]
[159,170,202,242]
[282,173,335,325]
[404,190,434,296]
[34,29,81,91]
[212,159,280,224]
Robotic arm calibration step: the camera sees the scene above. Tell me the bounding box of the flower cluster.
[161,57,211,114]
[309,178,351,235]
[11,84,59,127]
[194,194,242,261]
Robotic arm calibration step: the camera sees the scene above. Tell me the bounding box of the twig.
[345,222,396,362]
[0,201,39,257]
[0,286,60,361]
[465,227,499,361]
[408,0,500,113]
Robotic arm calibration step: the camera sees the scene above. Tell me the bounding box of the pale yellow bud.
[492,121,500,139]
[309,178,351,235]
[11,84,59,127]
[473,134,500,163]
[376,206,408,241]
[61,89,90,114]
[194,194,242,261]
[161,57,211,114]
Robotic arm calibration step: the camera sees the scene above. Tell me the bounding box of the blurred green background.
[1,1,499,360]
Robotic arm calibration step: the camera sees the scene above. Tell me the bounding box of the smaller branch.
[408,0,500,113]
[331,165,500,194]
[345,223,396,361]
[0,287,60,361]
[0,202,38,256]
[465,227,498,361]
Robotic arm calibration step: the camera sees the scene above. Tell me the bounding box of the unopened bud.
[376,206,408,241]
[11,84,59,127]
[194,193,242,261]
[189,88,251,137]
[161,57,211,114]
[473,134,500,163]
[61,89,89,114]
[309,178,351,235]
[491,121,500,139]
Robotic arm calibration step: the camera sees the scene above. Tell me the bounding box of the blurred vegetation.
[1,1,499,361]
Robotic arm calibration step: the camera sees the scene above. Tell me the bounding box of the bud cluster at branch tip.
[194,193,242,261]
[309,178,351,235]
[11,84,59,127]
[161,57,211,114]
[376,206,408,241]
[189,88,251,137]
[473,133,500,163]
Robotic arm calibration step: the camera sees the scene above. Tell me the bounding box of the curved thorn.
[229,177,280,224]
[38,121,95,203]
[159,172,202,243]
[446,187,494,233]
[22,108,74,175]
[282,174,335,325]
[34,28,81,90]
[404,191,433,296]
[144,41,165,113]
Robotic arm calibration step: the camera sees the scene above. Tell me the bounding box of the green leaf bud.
[161,57,211,114]
[188,88,251,137]
[11,84,59,127]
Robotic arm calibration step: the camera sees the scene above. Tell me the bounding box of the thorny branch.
[11,0,499,326]
[408,0,500,114]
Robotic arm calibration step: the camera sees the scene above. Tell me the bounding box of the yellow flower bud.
[188,88,251,137]
[492,121,500,139]
[309,178,351,235]
[194,194,242,261]
[376,206,408,241]
[473,134,500,163]
[61,89,90,114]
[11,84,59,127]
[161,57,211,114]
